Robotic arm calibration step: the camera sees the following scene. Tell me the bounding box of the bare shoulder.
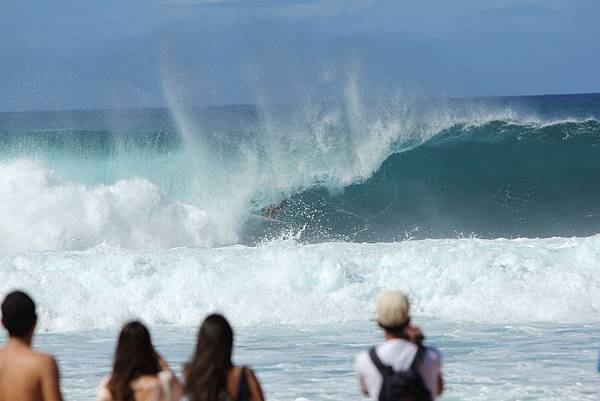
[34,351,57,364]
[31,351,59,374]
[243,367,264,401]
[5,347,57,368]
[244,367,258,381]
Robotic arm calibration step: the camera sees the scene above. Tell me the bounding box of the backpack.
[368,346,432,401]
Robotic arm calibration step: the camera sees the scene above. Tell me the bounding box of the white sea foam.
[1,235,599,331]
[0,160,232,251]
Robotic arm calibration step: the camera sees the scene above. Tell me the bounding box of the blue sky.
[1,0,599,111]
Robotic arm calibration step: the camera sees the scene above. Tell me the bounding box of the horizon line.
[1,91,599,115]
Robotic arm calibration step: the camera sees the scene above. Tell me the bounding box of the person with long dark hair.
[185,314,264,401]
[96,321,182,401]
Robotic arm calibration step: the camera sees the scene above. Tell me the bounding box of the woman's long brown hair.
[185,314,234,401]
[107,321,161,401]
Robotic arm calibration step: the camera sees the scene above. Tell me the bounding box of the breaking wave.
[1,95,600,331]
[1,235,599,331]
[1,112,599,249]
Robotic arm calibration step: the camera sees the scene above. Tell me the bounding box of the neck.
[7,334,33,348]
[384,331,407,341]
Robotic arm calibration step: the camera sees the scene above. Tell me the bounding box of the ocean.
[1,93,600,400]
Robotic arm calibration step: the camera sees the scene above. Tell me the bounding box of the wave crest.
[246,118,600,242]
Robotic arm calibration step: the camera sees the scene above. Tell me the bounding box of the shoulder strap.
[368,347,388,373]
[409,346,426,372]
[370,345,425,373]
[236,366,251,401]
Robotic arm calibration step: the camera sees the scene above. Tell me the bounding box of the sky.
[1,0,599,111]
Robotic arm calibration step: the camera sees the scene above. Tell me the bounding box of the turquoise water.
[1,94,600,400]
[1,95,600,245]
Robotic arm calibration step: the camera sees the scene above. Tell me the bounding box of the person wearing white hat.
[354,291,443,400]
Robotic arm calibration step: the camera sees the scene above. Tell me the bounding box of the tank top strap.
[236,366,251,401]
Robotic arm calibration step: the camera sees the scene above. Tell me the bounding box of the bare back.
[226,366,264,401]
[0,341,63,401]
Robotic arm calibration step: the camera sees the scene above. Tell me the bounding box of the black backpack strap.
[369,347,387,373]
[369,348,392,401]
[409,346,426,372]
[236,366,251,401]
[370,345,425,373]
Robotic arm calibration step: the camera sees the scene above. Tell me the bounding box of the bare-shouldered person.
[0,291,63,401]
[185,314,264,401]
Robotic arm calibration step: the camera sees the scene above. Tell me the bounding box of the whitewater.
[2,236,600,331]
[1,93,600,400]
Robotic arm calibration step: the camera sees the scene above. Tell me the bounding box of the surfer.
[261,199,287,219]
